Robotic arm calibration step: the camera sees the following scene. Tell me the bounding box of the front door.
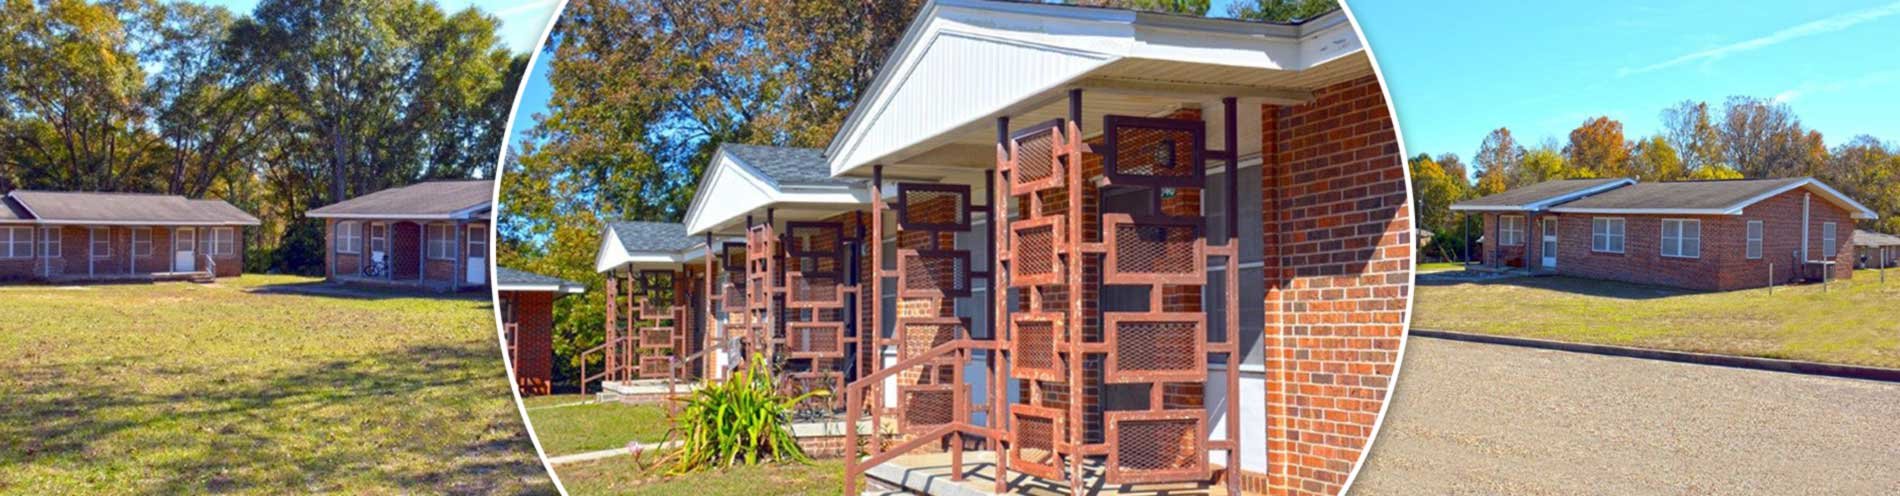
[465,224,487,284]
[174,227,196,272]
[1541,217,1558,269]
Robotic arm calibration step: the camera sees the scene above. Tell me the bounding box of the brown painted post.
[1222,96,1242,496]
[705,233,716,379]
[868,165,884,458]
[988,157,1009,494]
[1065,87,1084,493]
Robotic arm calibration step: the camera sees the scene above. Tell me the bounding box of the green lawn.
[524,395,671,456]
[556,458,843,495]
[1417,261,1467,273]
[0,275,552,494]
[1414,270,1900,368]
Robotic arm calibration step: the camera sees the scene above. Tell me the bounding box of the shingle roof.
[1450,178,1631,211]
[495,266,583,291]
[4,191,260,225]
[607,221,697,254]
[0,197,29,222]
[1550,178,1807,212]
[307,180,493,219]
[1854,230,1900,248]
[721,144,849,187]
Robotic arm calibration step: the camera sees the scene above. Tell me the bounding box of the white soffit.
[825,0,1364,177]
[682,148,871,236]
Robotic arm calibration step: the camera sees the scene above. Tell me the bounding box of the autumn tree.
[1519,145,1576,184]
[1473,127,1522,195]
[1435,153,1470,189]
[1719,96,1824,178]
[1628,135,1684,182]
[1565,116,1631,178]
[0,0,163,191]
[1660,100,1724,175]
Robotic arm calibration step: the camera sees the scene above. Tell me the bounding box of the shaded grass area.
[0,275,552,494]
[525,397,671,456]
[557,458,842,496]
[1414,270,1900,367]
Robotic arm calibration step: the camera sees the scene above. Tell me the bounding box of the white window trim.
[426,223,455,260]
[1660,219,1701,259]
[1822,222,1838,258]
[1500,215,1526,246]
[90,227,111,258]
[39,227,60,257]
[1591,217,1625,254]
[131,227,153,257]
[369,223,387,254]
[466,224,487,258]
[1,226,32,259]
[210,227,237,256]
[1746,220,1763,260]
[337,221,361,255]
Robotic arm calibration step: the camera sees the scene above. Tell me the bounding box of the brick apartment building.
[0,190,258,283]
[1453,177,1877,291]
[307,180,493,292]
[497,266,584,396]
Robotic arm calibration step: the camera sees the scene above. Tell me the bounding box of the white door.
[174,228,196,272]
[368,223,387,276]
[465,224,487,284]
[1541,218,1558,269]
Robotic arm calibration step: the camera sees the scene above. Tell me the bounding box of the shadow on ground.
[1,343,550,494]
[244,280,490,302]
[1416,273,1694,300]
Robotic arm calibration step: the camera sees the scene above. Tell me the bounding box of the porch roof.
[307,180,493,220]
[682,144,869,237]
[3,190,260,226]
[595,220,736,273]
[495,266,585,294]
[822,0,1372,179]
[1853,230,1900,248]
[1450,178,1633,213]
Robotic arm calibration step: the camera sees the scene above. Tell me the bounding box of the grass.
[0,275,551,494]
[1417,261,1467,273]
[555,458,843,495]
[523,395,671,456]
[1414,269,1900,368]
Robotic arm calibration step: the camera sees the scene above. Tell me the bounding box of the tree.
[1473,127,1522,195]
[1229,0,1339,22]
[1435,153,1470,190]
[1719,95,1821,179]
[145,2,279,198]
[1660,100,1724,174]
[1628,135,1684,182]
[1519,145,1576,184]
[1826,136,1900,233]
[1564,116,1631,178]
[0,0,163,192]
[1070,0,1209,15]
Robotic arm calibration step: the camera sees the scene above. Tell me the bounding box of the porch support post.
[868,165,884,458]
[1065,87,1084,493]
[988,122,1010,494]
[705,232,716,379]
[1222,96,1242,496]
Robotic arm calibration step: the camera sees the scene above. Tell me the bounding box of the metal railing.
[841,338,999,495]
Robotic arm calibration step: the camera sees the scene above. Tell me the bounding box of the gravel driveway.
[1353,337,1900,495]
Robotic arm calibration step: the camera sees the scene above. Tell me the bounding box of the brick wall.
[0,225,33,280]
[0,225,240,281]
[1479,213,1529,268]
[1262,74,1409,496]
[504,290,556,396]
[1554,188,1856,291]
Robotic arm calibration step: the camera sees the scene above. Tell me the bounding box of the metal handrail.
[842,338,992,495]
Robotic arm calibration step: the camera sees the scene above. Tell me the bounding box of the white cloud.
[495,0,559,18]
[1773,89,1803,104]
[1620,1,1900,77]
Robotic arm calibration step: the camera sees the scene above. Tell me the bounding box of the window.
[131,228,153,257]
[39,227,60,257]
[1591,218,1625,253]
[90,227,111,258]
[369,223,387,254]
[466,224,487,259]
[211,228,237,256]
[337,222,361,254]
[1746,221,1763,259]
[1,227,31,258]
[427,223,455,260]
[1661,219,1701,258]
[1499,215,1525,246]
[1822,222,1838,258]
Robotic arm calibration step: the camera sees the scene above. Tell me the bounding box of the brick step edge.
[1409,329,1900,383]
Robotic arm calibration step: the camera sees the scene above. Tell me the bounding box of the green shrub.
[640,354,829,474]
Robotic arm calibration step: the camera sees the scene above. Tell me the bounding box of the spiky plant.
[639,354,830,474]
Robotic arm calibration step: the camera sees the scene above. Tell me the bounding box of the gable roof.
[1548,177,1876,219]
[3,191,260,226]
[1854,230,1900,248]
[1449,178,1633,212]
[495,266,585,293]
[595,220,731,273]
[307,180,493,220]
[721,144,848,187]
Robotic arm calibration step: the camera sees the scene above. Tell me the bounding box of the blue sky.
[1348,0,1900,161]
[194,0,559,54]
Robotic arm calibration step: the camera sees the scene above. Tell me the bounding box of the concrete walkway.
[545,440,680,465]
[1354,337,1900,495]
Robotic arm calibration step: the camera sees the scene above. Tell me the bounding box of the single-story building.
[307,180,493,291]
[1451,177,1877,290]
[1854,229,1900,268]
[0,190,259,282]
[497,266,585,397]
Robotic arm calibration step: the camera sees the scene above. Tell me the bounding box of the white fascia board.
[1737,179,1879,220]
[1451,179,1635,213]
[1547,207,1733,216]
[34,220,261,226]
[684,151,776,235]
[594,225,632,273]
[1448,205,1532,212]
[496,283,584,294]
